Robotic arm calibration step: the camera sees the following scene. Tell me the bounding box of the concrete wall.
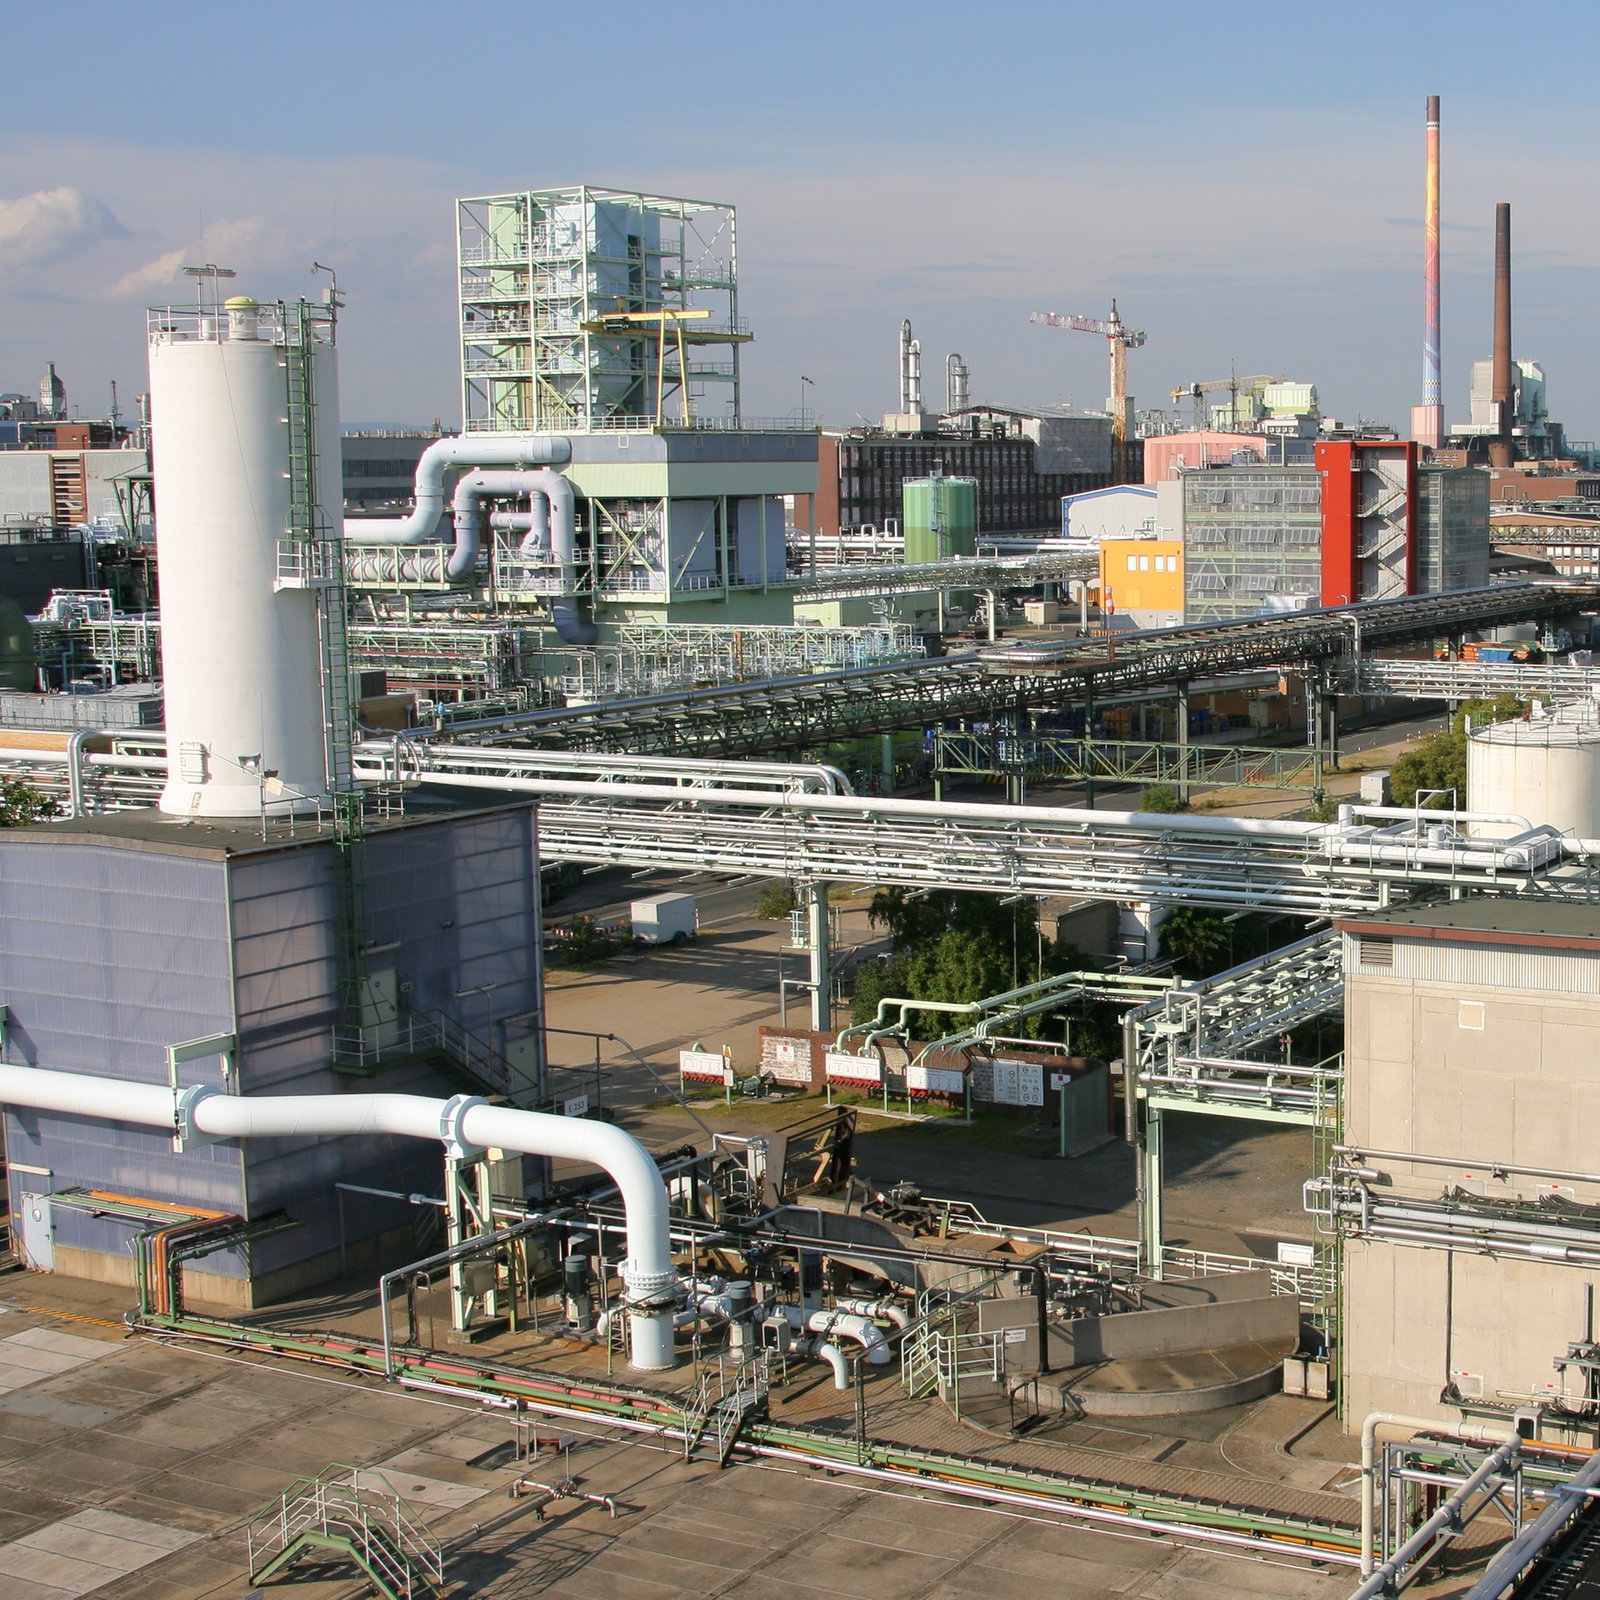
[1342,926,1600,1424]
[1054,1290,1299,1367]
[0,450,139,526]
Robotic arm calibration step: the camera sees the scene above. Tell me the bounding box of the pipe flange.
[174,1083,223,1152]
[438,1093,488,1160]
[621,1265,679,1310]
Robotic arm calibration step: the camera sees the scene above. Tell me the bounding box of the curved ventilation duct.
[0,1064,677,1370]
[342,435,572,583]
[343,437,595,641]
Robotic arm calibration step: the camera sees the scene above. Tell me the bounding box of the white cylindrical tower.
[1467,706,1600,838]
[149,298,335,816]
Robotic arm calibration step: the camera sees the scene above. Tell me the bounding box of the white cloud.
[99,217,285,300]
[0,186,122,269]
[101,247,185,300]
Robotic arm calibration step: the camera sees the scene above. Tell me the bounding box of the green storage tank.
[0,596,35,692]
[902,475,977,565]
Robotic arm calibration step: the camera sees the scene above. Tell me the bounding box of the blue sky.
[4,0,1596,438]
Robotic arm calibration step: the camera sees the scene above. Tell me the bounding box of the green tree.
[850,952,914,1024]
[1139,783,1186,813]
[854,888,1088,1036]
[1158,906,1275,980]
[0,779,56,827]
[1389,695,1525,809]
[753,879,799,919]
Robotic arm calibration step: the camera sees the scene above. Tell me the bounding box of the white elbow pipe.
[808,1309,891,1364]
[0,1064,677,1370]
[833,1295,910,1331]
[814,1340,850,1390]
[488,510,543,540]
[342,434,572,579]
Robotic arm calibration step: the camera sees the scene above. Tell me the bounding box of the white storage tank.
[149,296,339,816]
[1467,705,1600,838]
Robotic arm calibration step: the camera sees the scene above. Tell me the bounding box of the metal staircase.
[246,1464,444,1599]
[682,1351,772,1467]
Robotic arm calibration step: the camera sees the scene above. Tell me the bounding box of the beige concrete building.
[1333,901,1600,1434]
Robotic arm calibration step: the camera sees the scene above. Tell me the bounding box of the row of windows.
[1187,524,1320,546]
[1124,553,1178,572]
[344,457,426,478]
[1188,572,1318,594]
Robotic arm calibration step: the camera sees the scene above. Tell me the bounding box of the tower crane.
[1171,372,1282,432]
[1030,301,1145,483]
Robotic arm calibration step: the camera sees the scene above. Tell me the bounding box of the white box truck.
[631,893,697,944]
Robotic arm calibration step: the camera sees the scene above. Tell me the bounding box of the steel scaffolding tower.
[458,187,745,433]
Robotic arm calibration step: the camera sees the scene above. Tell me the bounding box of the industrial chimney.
[1410,95,1444,450]
[1488,202,1515,467]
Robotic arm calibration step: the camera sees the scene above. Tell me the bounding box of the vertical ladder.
[281,300,367,1020]
[281,300,355,794]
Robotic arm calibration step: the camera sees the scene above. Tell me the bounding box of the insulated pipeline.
[0,1065,677,1370]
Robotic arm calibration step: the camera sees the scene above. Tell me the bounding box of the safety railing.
[247,1464,443,1599]
[331,1008,539,1106]
[683,1349,774,1460]
[274,537,341,591]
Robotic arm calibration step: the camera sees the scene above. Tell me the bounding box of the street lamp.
[800,374,815,425]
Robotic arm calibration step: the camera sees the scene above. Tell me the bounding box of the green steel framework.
[457,186,743,434]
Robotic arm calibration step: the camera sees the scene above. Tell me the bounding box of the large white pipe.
[833,1293,911,1330]
[0,1064,677,1370]
[342,435,571,578]
[449,469,568,576]
[810,1338,850,1390]
[807,1309,890,1364]
[445,466,591,642]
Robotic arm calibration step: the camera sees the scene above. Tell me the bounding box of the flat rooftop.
[1339,897,1600,944]
[0,786,534,861]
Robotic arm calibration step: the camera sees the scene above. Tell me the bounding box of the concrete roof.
[0,786,533,861]
[1338,898,1600,946]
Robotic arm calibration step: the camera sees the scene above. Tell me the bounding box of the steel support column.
[1141,1104,1165,1277]
[806,881,832,1033]
[1176,684,1190,806]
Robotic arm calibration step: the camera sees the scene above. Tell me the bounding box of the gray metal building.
[0,794,544,1306]
[1181,460,1491,625]
[341,431,442,513]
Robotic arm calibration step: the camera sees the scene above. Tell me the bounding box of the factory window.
[1126,555,1138,571]
[1138,555,1150,571]
[345,458,426,478]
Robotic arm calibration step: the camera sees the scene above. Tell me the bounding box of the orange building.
[1098,538,1184,629]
